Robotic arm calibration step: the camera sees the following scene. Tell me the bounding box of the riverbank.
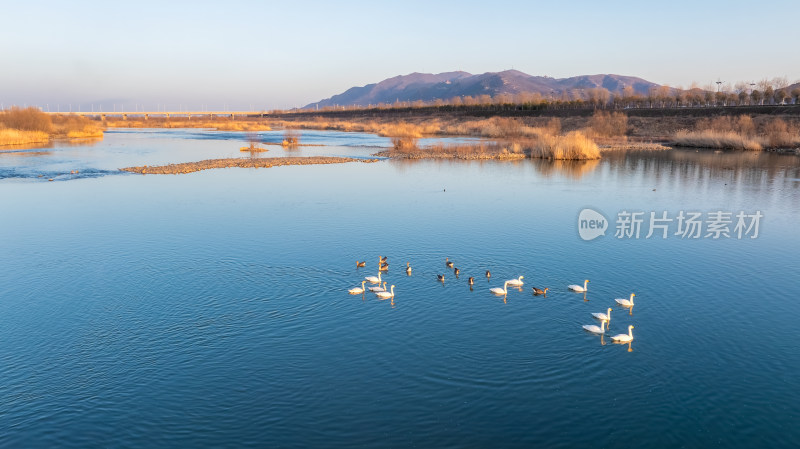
[96,107,800,156]
[120,156,379,175]
[0,107,104,146]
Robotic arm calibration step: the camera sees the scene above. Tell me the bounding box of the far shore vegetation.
[8,75,800,159]
[0,107,104,147]
[103,108,799,159]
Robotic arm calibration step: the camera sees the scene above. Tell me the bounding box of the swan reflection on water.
[614,340,634,352]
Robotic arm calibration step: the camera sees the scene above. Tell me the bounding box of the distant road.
[44,111,269,118]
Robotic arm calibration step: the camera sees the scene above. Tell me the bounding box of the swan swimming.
[349,281,366,294]
[615,293,635,307]
[592,308,612,322]
[376,285,395,299]
[365,272,382,284]
[568,279,589,292]
[506,276,524,286]
[582,320,606,334]
[369,281,387,293]
[611,325,634,342]
[490,281,510,295]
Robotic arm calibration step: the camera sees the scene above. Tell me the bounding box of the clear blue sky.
[1,0,798,111]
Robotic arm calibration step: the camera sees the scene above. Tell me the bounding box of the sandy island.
[120,156,380,175]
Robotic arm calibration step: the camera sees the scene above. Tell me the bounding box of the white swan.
[376,285,395,299]
[369,281,387,293]
[611,325,634,342]
[615,293,635,307]
[490,281,510,295]
[568,279,589,292]
[349,281,366,294]
[582,320,606,334]
[506,276,524,286]
[365,272,382,284]
[592,308,612,322]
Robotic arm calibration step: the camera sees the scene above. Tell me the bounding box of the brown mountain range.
[305,70,660,109]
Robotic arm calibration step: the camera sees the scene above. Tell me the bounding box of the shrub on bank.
[0,128,50,146]
[528,131,601,160]
[673,130,763,151]
[0,107,53,133]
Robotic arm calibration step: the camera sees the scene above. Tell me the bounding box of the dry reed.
[527,131,601,160]
[588,111,628,138]
[0,107,53,132]
[0,107,105,143]
[0,129,50,146]
[673,130,763,151]
[673,116,800,150]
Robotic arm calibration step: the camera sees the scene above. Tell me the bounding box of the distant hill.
[305,70,661,109]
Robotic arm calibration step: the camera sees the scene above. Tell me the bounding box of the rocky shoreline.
[120,156,380,175]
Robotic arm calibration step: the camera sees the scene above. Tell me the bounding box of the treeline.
[302,77,800,113]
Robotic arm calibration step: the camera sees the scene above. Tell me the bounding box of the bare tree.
[677,88,689,107]
[756,78,773,92]
[738,90,748,105]
[791,88,800,105]
[587,88,610,108]
[750,90,763,105]
[494,93,513,106]
[773,89,787,105]
[771,76,789,89]
[764,86,774,105]
[715,91,727,106]
[704,89,715,107]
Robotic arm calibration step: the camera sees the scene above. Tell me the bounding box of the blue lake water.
[1,129,799,448]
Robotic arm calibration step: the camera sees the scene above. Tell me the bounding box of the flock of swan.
[577,287,636,343]
[349,256,638,344]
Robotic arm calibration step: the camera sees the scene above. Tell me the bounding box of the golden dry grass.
[440,117,557,139]
[104,119,271,131]
[673,130,764,151]
[211,121,272,131]
[0,129,50,146]
[673,116,800,150]
[240,144,269,153]
[0,107,53,132]
[66,129,104,138]
[527,131,601,160]
[0,108,105,143]
[588,111,628,138]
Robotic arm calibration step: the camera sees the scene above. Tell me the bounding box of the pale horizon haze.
[2,0,798,111]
